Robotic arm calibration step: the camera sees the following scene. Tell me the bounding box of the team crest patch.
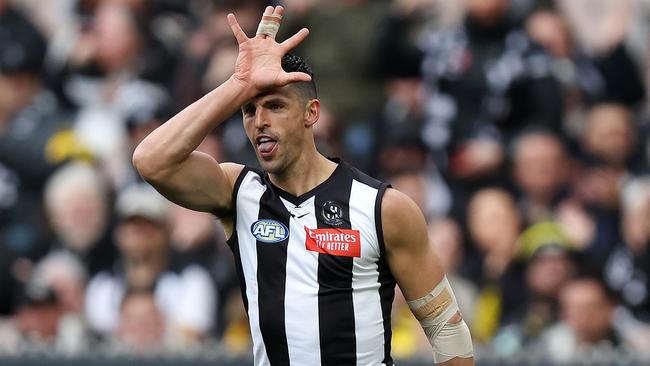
[304,227,361,257]
[251,219,289,243]
[321,200,344,226]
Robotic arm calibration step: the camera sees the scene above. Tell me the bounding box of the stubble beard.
[258,149,287,175]
[259,145,301,178]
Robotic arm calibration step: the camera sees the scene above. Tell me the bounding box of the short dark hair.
[281,54,317,100]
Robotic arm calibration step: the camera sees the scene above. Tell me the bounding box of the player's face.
[242,86,309,174]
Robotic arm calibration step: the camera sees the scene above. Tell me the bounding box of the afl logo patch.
[251,219,289,243]
[321,201,344,226]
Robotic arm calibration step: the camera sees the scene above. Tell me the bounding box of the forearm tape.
[407,276,474,363]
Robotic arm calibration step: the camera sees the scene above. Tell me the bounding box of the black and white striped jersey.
[227,159,396,366]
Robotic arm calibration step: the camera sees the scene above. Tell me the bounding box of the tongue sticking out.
[259,141,276,153]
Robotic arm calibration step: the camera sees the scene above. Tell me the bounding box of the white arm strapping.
[407,276,474,364]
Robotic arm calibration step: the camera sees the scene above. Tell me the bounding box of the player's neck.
[269,148,337,197]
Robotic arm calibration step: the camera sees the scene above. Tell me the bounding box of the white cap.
[115,184,170,223]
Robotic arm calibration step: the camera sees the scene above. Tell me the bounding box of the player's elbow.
[132,143,164,182]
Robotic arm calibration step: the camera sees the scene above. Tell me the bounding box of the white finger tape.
[256,13,282,38]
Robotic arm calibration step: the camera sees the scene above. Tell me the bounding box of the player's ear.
[304,99,320,127]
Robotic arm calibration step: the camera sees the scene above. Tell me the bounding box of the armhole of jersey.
[226,166,251,243]
[375,182,391,257]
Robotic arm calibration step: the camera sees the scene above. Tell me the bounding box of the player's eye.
[243,105,255,116]
[269,103,283,110]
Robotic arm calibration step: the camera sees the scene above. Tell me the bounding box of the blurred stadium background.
[1,0,650,365]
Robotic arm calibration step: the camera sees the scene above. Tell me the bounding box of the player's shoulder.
[220,162,246,179]
[220,162,260,189]
[381,187,421,219]
[381,187,428,248]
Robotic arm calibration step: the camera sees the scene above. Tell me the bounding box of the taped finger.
[256,13,282,39]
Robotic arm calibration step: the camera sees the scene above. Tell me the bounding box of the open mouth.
[256,136,278,157]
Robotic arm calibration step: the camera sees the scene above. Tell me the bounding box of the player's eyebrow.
[259,91,293,106]
[263,96,288,105]
[242,88,294,113]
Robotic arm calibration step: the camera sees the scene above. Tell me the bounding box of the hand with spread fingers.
[228,5,311,97]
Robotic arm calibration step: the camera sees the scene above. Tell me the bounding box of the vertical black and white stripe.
[227,160,396,366]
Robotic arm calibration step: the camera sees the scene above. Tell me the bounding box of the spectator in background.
[342,77,437,184]
[466,188,521,283]
[377,0,563,182]
[11,284,64,348]
[112,288,166,355]
[581,103,639,171]
[26,251,89,353]
[122,102,171,189]
[465,188,524,343]
[604,177,650,322]
[85,184,216,347]
[525,6,645,141]
[389,171,451,221]
[55,2,171,187]
[511,129,570,225]
[554,0,646,109]
[44,162,116,276]
[493,221,576,356]
[566,103,637,269]
[541,277,630,363]
[168,203,235,337]
[168,204,225,274]
[344,77,427,177]
[0,2,84,265]
[1,251,88,353]
[375,122,430,180]
[61,1,176,89]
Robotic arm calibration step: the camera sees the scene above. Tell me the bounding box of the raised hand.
[228,5,311,97]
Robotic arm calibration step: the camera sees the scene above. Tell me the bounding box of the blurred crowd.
[1,0,650,363]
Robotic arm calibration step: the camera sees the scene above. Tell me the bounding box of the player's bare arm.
[382,188,475,365]
[132,6,310,232]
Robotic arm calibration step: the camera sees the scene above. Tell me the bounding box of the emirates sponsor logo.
[304,227,361,257]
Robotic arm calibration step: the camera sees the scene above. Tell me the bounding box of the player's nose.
[253,108,270,129]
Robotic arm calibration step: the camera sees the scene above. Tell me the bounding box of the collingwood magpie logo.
[321,201,344,226]
[251,219,289,243]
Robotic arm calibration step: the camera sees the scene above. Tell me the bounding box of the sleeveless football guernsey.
[227,159,396,366]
